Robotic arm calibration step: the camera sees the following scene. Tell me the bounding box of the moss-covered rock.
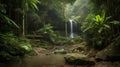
[54,49,67,54]
[64,53,95,65]
[95,43,120,61]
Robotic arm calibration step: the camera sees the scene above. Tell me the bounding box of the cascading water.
[69,19,73,38]
[65,0,92,38]
[69,19,77,38]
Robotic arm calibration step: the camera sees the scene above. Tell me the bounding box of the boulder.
[95,44,120,61]
[33,47,47,55]
[64,53,95,65]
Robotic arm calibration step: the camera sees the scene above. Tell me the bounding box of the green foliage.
[71,16,81,22]
[0,14,19,28]
[36,24,83,45]
[20,0,40,13]
[111,35,120,46]
[50,36,83,45]
[0,33,32,62]
[91,0,120,21]
[81,11,111,49]
[82,10,111,33]
[0,3,19,30]
[64,36,83,45]
[37,24,54,35]
[28,0,40,10]
[36,24,57,44]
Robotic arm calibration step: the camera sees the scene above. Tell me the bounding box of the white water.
[69,19,77,38]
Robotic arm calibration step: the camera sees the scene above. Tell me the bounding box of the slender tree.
[40,0,75,38]
[21,0,40,36]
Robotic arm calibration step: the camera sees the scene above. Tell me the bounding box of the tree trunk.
[22,14,25,36]
[65,22,68,38]
[64,4,68,38]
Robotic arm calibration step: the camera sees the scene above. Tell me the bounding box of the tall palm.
[21,0,40,35]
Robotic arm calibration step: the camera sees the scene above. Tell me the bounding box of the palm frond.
[0,13,19,28]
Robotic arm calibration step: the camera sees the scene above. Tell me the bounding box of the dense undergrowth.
[35,24,83,46]
[0,33,32,62]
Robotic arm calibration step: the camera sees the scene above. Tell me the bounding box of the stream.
[0,45,85,67]
[0,54,74,67]
[1,45,120,67]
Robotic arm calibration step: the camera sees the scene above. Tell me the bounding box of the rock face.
[64,53,95,66]
[95,44,120,61]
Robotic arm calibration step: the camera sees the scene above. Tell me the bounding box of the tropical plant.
[81,10,111,49]
[18,0,40,35]
[0,3,19,33]
[36,24,57,44]
[82,10,111,33]
[0,33,32,62]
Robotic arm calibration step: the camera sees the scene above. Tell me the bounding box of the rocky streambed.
[1,44,120,67]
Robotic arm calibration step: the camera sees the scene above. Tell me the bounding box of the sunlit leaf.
[95,15,101,22]
[32,3,39,10]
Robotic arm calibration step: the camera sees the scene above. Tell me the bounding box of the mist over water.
[66,0,92,21]
[65,0,93,38]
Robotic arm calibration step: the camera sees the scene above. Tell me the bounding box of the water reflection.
[0,54,73,67]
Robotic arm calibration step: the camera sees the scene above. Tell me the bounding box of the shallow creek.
[0,54,74,67]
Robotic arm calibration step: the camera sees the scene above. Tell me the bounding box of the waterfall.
[69,19,77,38]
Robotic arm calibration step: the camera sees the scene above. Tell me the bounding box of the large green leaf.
[95,15,101,22]
[104,24,110,29]
[105,16,111,22]
[98,27,103,33]
[101,10,105,23]
[27,0,40,10]
[0,13,19,28]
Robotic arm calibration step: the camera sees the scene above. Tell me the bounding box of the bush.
[36,24,83,45]
[36,24,57,44]
[81,11,111,49]
[0,33,32,62]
